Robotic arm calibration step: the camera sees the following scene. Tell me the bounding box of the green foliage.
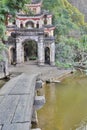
[80,35,87,44]
[29,56,37,60]
[0,42,5,51]
[0,0,31,36]
[43,0,85,38]
[0,0,31,20]
[0,42,7,61]
[56,42,74,63]
[63,0,85,25]
[56,61,72,68]
[23,6,34,15]
[0,0,31,59]
[56,35,87,67]
[43,0,87,67]
[0,24,6,39]
[80,24,87,35]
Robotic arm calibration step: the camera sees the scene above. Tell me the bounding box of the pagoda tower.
[7,0,55,65]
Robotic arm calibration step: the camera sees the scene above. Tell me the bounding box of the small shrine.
[7,0,55,65]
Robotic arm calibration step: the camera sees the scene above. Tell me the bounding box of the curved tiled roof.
[43,25,55,28]
[31,0,42,4]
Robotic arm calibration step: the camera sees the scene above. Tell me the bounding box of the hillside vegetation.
[43,0,87,68]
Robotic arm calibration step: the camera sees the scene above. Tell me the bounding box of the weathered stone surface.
[0,96,4,104]
[0,95,20,125]
[0,51,9,79]
[34,96,45,110]
[2,123,31,130]
[0,73,38,130]
[0,74,25,95]
[0,74,36,95]
[31,109,38,123]
[12,95,33,123]
[36,80,43,89]
[0,125,2,130]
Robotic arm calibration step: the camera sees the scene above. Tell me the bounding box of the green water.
[38,73,87,130]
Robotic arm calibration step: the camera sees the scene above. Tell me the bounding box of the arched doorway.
[23,40,37,62]
[44,33,49,37]
[44,15,48,25]
[25,21,34,29]
[45,47,50,64]
[9,47,16,64]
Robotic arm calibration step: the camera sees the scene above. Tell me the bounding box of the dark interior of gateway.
[23,40,37,61]
[10,47,16,65]
[45,47,50,64]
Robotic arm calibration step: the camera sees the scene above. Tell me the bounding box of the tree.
[0,42,6,61]
[43,0,85,40]
[0,0,30,61]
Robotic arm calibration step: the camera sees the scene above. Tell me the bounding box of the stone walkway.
[0,73,41,130]
[9,61,72,81]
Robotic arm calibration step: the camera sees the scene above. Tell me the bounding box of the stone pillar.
[48,17,52,25]
[5,56,9,76]
[31,108,38,124]
[21,45,24,62]
[38,37,44,65]
[50,42,55,66]
[34,21,37,28]
[0,50,9,79]
[35,80,43,90]
[39,19,43,28]
[16,19,20,28]
[34,96,45,110]
[16,38,24,63]
[50,17,52,24]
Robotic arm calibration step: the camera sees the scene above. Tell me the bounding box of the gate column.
[16,38,24,63]
[38,37,44,65]
[50,42,55,66]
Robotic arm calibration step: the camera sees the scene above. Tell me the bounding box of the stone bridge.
[0,73,45,130]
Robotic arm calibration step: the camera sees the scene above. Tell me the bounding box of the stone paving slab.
[0,73,37,130]
[0,74,36,96]
[9,75,36,95]
[0,95,20,125]
[0,74,23,96]
[0,125,2,130]
[0,96,4,103]
[12,95,33,123]
[9,61,72,82]
[2,123,31,130]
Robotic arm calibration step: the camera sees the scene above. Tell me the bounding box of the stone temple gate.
[7,0,55,66]
[13,29,55,65]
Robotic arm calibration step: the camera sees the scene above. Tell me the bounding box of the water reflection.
[38,73,87,130]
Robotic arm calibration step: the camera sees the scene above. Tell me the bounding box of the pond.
[38,73,87,130]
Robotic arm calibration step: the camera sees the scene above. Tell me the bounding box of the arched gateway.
[23,40,37,61]
[11,28,55,66]
[7,0,55,66]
